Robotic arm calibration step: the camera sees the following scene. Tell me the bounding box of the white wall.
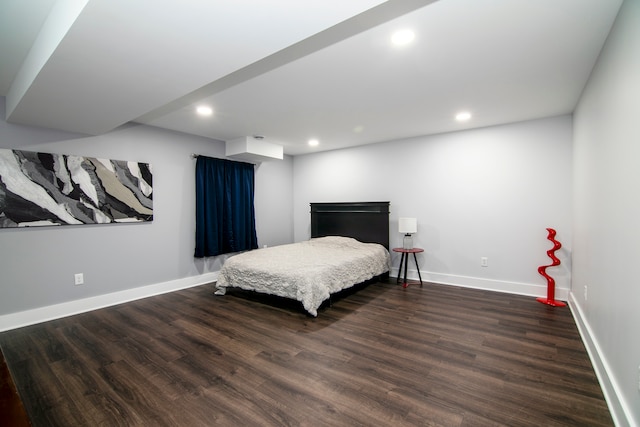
[0,99,293,326]
[255,159,293,247]
[572,0,640,425]
[293,115,573,298]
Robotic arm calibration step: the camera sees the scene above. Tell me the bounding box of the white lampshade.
[399,217,417,234]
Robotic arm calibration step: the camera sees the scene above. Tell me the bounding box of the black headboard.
[310,202,390,249]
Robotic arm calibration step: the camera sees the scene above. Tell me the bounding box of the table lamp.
[399,217,417,249]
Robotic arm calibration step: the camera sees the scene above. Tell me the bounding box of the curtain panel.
[194,156,257,257]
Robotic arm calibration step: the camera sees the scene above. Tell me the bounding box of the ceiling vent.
[225,136,283,163]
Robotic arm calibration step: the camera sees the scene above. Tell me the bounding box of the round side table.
[392,247,424,288]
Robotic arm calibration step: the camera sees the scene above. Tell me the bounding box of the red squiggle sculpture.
[536,228,566,307]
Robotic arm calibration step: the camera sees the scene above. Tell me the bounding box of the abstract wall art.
[0,149,153,228]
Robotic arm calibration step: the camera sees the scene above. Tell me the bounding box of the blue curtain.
[194,156,258,257]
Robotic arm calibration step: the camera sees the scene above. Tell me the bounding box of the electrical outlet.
[481,257,488,267]
[74,273,84,286]
[584,285,588,301]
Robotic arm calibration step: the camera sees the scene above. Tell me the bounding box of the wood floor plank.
[0,280,613,426]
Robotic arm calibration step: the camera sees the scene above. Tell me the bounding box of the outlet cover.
[74,273,84,285]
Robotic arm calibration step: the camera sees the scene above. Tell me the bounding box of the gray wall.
[293,115,573,297]
[0,99,293,316]
[573,0,640,424]
[254,159,293,248]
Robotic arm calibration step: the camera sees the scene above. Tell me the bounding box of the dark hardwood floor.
[0,280,612,426]
[0,348,31,426]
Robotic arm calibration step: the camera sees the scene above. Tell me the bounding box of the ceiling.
[0,0,623,156]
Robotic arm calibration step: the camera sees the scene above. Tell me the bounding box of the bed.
[215,201,390,316]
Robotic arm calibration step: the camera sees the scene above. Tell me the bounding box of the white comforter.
[215,236,390,316]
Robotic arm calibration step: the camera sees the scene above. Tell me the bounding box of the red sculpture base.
[536,297,567,307]
[537,228,566,308]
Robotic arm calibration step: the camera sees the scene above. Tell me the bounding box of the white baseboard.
[0,272,219,332]
[391,267,570,301]
[568,292,635,427]
[2,268,567,332]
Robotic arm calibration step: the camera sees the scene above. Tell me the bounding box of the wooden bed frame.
[310,201,390,249]
[221,201,391,314]
[311,201,390,286]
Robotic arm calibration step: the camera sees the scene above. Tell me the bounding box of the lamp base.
[403,234,413,250]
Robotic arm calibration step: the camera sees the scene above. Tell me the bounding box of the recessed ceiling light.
[455,111,472,121]
[391,29,415,46]
[196,105,213,116]
[308,139,319,147]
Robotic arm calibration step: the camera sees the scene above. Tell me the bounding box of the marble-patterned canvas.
[0,149,153,228]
